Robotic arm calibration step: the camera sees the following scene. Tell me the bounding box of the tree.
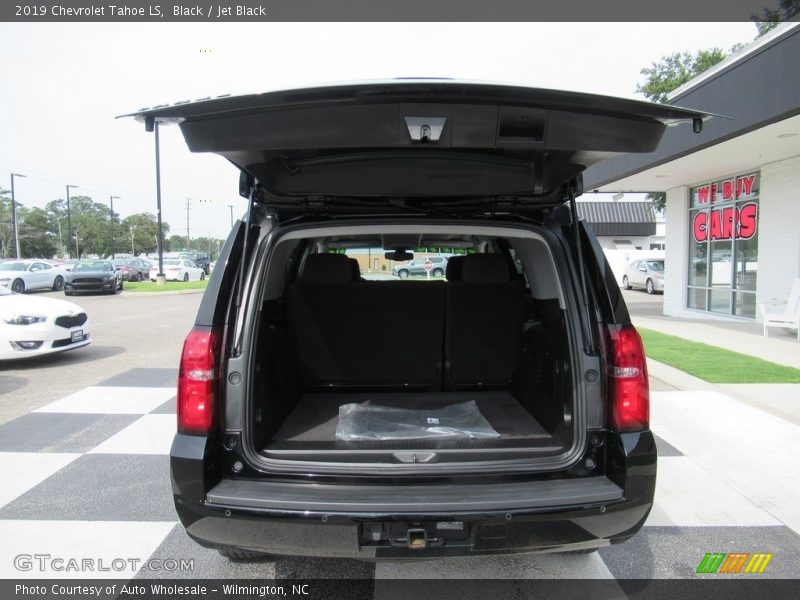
[0,192,14,258]
[753,0,799,36]
[121,212,169,255]
[636,48,728,103]
[18,206,58,258]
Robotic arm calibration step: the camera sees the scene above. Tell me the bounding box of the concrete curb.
[646,358,713,391]
[120,288,206,297]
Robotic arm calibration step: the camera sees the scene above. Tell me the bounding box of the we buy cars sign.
[691,173,758,243]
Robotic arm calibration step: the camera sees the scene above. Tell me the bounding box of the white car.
[0,260,67,294]
[0,285,91,360]
[149,259,206,282]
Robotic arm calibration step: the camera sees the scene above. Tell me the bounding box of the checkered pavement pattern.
[1,369,799,582]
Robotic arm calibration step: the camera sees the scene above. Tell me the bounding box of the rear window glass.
[341,248,458,281]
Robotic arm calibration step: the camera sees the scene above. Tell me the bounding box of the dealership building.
[584,22,800,321]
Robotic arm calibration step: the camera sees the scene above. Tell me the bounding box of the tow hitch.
[407,528,427,550]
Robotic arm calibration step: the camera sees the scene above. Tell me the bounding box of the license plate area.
[360,521,470,549]
[71,330,84,343]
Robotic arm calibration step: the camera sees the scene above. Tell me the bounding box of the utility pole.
[66,184,77,259]
[10,173,25,259]
[228,204,234,228]
[130,226,135,255]
[110,195,120,259]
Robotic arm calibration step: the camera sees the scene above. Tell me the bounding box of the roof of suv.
[126,80,711,212]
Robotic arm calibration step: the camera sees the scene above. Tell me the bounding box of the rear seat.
[288,253,523,392]
[445,254,525,388]
[288,254,446,390]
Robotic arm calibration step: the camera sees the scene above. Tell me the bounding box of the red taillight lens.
[607,325,649,432]
[177,327,218,435]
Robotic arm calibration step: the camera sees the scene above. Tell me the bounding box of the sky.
[0,22,759,241]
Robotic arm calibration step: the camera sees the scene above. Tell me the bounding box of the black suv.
[132,81,708,559]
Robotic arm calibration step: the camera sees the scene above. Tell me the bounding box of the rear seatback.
[288,253,524,392]
[288,254,446,390]
[445,254,525,388]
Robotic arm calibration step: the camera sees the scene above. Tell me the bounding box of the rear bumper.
[170,431,656,558]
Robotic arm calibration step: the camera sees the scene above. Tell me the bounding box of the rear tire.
[136,272,143,282]
[183,273,189,282]
[200,272,205,281]
[398,270,409,279]
[646,278,655,294]
[217,547,272,561]
[11,279,25,294]
[622,275,631,290]
[432,268,444,277]
[52,276,64,291]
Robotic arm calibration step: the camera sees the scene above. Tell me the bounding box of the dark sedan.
[113,258,151,281]
[64,260,123,295]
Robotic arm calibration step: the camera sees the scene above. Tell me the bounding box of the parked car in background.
[623,259,664,294]
[391,255,448,278]
[64,260,123,295]
[60,259,79,272]
[149,259,206,282]
[113,258,151,281]
[0,285,90,360]
[0,260,66,294]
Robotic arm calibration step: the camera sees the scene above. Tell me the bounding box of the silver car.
[623,259,664,294]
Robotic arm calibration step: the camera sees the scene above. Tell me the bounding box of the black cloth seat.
[445,254,524,388]
[288,254,445,390]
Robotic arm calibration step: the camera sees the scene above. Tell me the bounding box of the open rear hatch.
[125,79,710,217]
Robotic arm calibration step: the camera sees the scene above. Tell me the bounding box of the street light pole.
[228,204,234,228]
[109,195,120,259]
[10,173,25,259]
[66,184,77,258]
[146,117,166,281]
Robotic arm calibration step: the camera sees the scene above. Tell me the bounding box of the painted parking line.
[0,453,80,510]
[88,414,176,455]
[34,386,175,415]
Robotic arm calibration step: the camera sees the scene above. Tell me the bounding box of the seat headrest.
[461,254,510,284]
[445,255,465,281]
[301,254,353,284]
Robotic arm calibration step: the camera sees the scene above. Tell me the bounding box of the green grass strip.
[124,279,209,293]
[638,327,800,383]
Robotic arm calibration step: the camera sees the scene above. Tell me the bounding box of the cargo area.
[247,237,579,467]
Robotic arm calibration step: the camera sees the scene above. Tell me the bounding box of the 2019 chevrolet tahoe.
[128,80,710,559]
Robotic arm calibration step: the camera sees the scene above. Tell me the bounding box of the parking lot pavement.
[1,368,799,582]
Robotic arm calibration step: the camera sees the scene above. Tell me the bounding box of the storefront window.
[687,172,759,318]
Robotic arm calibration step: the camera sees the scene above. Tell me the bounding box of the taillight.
[607,324,649,432]
[177,327,218,435]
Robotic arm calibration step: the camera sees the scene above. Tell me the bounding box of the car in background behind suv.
[623,259,664,294]
[128,80,710,560]
[391,255,448,278]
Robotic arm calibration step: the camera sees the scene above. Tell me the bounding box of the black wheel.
[11,279,25,294]
[646,278,655,294]
[432,268,444,277]
[217,547,272,560]
[118,279,124,293]
[183,272,189,282]
[200,272,205,281]
[398,270,409,279]
[136,272,143,282]
[52,275,65,291]
[622,275,631,290]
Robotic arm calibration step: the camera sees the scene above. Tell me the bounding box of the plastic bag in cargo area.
[335,400,500,441]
